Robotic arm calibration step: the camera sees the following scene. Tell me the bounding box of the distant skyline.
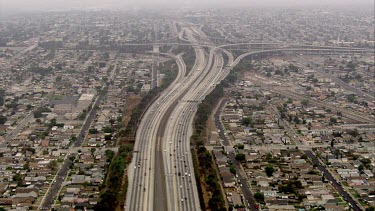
[1,0,374,13]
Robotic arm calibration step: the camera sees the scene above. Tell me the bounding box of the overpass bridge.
[40,41,374,56]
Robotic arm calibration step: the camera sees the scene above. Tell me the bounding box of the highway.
[125,24,374,211]
[126,44,192,211]
[126,25,236,211]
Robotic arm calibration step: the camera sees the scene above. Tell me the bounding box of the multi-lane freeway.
[125,24,236,211]
[125,22,375,211]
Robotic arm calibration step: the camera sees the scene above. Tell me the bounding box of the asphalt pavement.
[304,150,362,211]
[214,99,259,210]
[40,88,107,210]
[74,87,107,147]
[40,159,72,211]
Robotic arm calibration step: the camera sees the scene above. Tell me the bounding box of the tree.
[235,144,244,150]
[358,164,365,171]
[348,129,359,137]
[33,110,43,118]
[230,165,236,175]
[49,118,57,128]
[103,127,114,133]
[109,119,115,125]
[0,115,7,124]
[90,148,96,155]
[70,136,77,142]
[301,100,309,106]
[89,129,98,134]
[24,161,30,171]
[83,181,90,188]
[13,173,23,186]
[330,117,337,124]
[241,117,251,126]
[235,153,246,161]
[294,116,301,124]
[78,110,87,120]
[105,150,115,161]
[47,160,58,171]
[346,61,356,71]
[361,158,371,166]
[56,76,62,82]
[347,94,356,102]
[254,192,264,202]
[104,135,112,140]
[366,206,375,211]
[274,69,283,75]
[266,152,273,161]
[265,164,275,177]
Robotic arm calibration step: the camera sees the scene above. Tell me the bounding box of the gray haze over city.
[0,0,374,210]
[1,0,374,12]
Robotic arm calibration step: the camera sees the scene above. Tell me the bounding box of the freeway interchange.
[125,24,374,211]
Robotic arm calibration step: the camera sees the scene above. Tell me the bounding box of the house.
[230,192,243,207]
[12,191,38,204]
[267,205,295,211]
[221,172,236,188]
[0,198,13,205]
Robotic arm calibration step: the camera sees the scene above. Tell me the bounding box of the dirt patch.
[200,172,212,210]
[117,95,141,145]
[206,114,216,141]
[122,95,142,126]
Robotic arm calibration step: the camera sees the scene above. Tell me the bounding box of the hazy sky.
[1,0,374,12]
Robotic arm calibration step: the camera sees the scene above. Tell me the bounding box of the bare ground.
[117,95,141,145]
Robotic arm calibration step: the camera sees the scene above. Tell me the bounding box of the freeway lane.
[127,26,218,211]
[126,49,194,211]
[125,24,374,211]
[157,29,208,211]
[163,24,243,209]
[164,46,209,210]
